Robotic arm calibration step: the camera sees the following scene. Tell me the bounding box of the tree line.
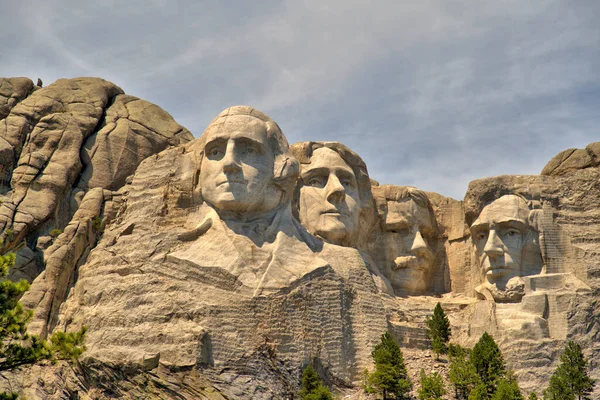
[298,303,595,400]
[0,251,594,400]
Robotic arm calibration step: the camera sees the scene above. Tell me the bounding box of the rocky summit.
[0,77,599,399]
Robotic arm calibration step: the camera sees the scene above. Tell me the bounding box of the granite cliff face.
[0,78,599,399]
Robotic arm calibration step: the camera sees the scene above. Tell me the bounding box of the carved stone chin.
[476,276,526,303]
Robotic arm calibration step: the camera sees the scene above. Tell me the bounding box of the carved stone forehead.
[202,115,268,144]
[301,147,354,173]
[473,195,529,226]
[386,199,433,224]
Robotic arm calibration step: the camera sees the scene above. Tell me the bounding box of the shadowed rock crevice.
[0,77,194,341]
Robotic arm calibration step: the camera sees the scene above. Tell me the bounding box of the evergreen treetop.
[0,252,87,399]
[370,332,412,399]
[544,340,594,400]
[470,332,505,395]
[491,372,523,400]
[299,364,333,400]
[426,303,451,358]
[418,369,446,400]
[448,344,480,400]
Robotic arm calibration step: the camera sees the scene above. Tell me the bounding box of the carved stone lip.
[217,179,246,186]
[321,210,343,216]
[485,265,509,276]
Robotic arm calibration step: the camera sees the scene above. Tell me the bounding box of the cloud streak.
[1,0,598,199]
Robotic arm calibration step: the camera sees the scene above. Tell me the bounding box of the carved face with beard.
[374,187,437,295]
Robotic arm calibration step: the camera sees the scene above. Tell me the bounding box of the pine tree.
[468,383,488,400]
[470,332,505,397]
[299,364,333,400]
[0,251,87,399]
[448,344,481,399]
[545,373,573,400]
[370,332,412,399]
[426,303,451,359]
[543,340,594,400]
[418,369,446,400]
[491,371,523,400]
[0,253,52,370]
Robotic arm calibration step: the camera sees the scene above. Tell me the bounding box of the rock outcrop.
[0,76,193,341]
[1,77,600,399]
[0,77,191,277]
[541,142,600,176]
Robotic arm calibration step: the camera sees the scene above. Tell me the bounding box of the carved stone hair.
[371,185,430,210]
[193,105,299,204]
[290,141,373,210]
[290,141,376,247]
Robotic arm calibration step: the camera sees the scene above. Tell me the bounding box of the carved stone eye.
[307,177,324,187]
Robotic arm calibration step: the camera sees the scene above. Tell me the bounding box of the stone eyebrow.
[204,136,265,150]
[495,218,527,229]
[300,166,329,178]
[234,136,265,149]
[204,136,226,147]
[470,220,488,231]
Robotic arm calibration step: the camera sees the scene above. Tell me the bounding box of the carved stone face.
[470,195,529,287]
[379,198,435,293]
[298,147,360,245]
[199,115,280,214]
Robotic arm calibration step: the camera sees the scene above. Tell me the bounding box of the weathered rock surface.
[541,141,600,176]
[1,81,600,399]
[52,128,390,398]
[0,77,193,285]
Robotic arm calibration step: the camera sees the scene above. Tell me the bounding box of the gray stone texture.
[1,78,600,399]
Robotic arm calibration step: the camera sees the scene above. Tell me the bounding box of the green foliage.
[0,252,49,371]
[418,369,446,400]
[92,216,104,234]
[303,386,334,400]
[361,368,376,394]
[527,392,538,400]
[4,229,14,243]
[299,364,333,400]
[426,303,451,359]
[0,252,87,376]
[49,229,62,238]
[0,392,18,400]
[468,383,489,400]
[370,332,412,399]
[544,373,573,400]
[470,332,506,397]
[491,373,523,400]
[543,340,595,400]
[49,326,88,360]
[449,344,480,400]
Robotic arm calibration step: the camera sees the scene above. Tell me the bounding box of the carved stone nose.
[411,231,427,252]
[483,230,504,257]
[222,142,242,173]
[325,175,345,203]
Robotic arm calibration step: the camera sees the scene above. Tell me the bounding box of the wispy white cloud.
[1,0,598,199]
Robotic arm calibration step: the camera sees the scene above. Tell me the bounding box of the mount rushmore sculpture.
[1,78,599,398]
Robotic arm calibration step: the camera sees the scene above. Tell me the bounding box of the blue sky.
[1,0,599,199]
